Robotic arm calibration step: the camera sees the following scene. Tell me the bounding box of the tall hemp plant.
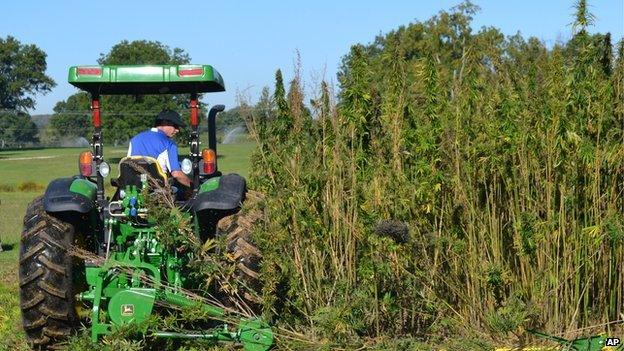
[245,0,623,345]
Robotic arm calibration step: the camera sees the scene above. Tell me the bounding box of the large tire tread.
[19,196,81,350]
[218,192,264,310]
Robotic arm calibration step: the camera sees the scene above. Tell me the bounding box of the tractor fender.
[193,174,246,242]
[193,173,246,212]
[43,177,97,214]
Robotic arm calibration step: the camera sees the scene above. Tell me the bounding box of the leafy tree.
[0,36,54,146]
[0,36,55,111]
[98,40,190,66]
[0,111,39,147]
[48,92,92,142]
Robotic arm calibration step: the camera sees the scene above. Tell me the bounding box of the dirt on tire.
[19,196,85,349]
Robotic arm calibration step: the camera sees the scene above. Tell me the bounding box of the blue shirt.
[127,128,181,173]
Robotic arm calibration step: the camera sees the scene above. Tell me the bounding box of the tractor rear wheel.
[227,227,262,303]
[218,191,264,313]
[19,196,84,349]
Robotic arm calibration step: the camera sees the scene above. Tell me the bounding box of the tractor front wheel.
[19,196,85,349]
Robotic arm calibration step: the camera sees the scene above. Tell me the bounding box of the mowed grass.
[0,142,254,350]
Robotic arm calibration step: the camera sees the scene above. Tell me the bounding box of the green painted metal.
[68,64,225,95]
[151,319,274,351]
[238,319,274,351]
[152,319,274,351]
[74,156,272,348]
[199,176,220,193]
[153,330,237,341]
[108,288,155,325]
[69,178,97,199]
[160,290,225,318]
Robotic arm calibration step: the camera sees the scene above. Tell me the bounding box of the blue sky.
[1,0,622,115]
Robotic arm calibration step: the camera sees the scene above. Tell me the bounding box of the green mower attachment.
[78,182,272,350]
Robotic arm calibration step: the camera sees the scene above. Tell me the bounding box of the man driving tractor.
[127,109,192,187]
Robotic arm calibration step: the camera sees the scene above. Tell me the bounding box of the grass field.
[0,142,254,350]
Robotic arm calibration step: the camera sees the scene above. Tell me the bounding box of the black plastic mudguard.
[43,177,95,214]
[193,173,247,212]
[193,174,247,241]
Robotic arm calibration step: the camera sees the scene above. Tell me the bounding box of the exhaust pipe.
[207,105,225,156]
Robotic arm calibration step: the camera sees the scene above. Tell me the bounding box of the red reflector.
[77,67,102,76]
[80,163,93,176]
[203,162,215,174]
[178,67,203,77]
[202,148,216,174]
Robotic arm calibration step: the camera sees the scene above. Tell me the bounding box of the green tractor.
[19,65,273,350]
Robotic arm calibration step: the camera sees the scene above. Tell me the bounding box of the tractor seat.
[113,156,168,190]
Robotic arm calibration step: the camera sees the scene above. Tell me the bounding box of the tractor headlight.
[99,161,110,178]
[181,158,192,175]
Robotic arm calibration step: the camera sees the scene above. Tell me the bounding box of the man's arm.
[166,142,191,187]
[171,170,191,187]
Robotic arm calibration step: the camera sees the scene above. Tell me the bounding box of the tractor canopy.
[68,64,225,95]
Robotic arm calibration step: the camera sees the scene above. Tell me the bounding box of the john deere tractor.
[19,65,272,350]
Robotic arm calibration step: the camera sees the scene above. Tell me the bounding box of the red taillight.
[202,148,216,174]
[178,67,203,77]
[77,67,102,76]
[79,151,93,176]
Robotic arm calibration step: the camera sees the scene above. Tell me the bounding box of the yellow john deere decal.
[121,304,135,317]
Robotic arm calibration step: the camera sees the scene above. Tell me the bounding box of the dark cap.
[155,109,184,128]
